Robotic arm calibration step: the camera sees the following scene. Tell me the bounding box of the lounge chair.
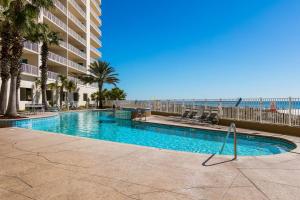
[181,110,190,119]
[203,112,219,124]
[197,112,210,122]
[188,111,198,119]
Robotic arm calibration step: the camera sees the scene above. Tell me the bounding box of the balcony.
[68,28,86,46]
[54,0,66,14]
[59,41,68,49]
[47,71,59,80]
[68,43,86,59]
[21,63,38,76]
[90,58,98,64]
[69,0,86,18]
[90,33,101,46]
[68,11,86,31]
[48,51,68,66]
[23,41,39,53]
[90,21,101,36]
[90,8,101,24]
[68,60,87,73]
[91,0,101,15]
[43,10,67,31]
[91,46,101,57]
[68,76,85,85]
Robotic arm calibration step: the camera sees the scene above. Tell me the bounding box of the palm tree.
[34,78,41,104]
[47,79,60,106]
[31,23,60,110]
[58,75,68,109]
[108,88,127,100]
[65,80,77,110]
[79,61,119,108]
[4,0,54,117]
[0,1,12,114]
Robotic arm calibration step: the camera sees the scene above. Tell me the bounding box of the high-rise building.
[19,0,102,109]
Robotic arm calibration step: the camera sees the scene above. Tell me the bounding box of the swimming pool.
[13,111,296,156]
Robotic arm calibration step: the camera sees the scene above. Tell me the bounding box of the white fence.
[105,98,300,127]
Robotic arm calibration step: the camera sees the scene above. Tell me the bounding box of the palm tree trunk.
[0,80,9,115]
[98,83,103,109]
[5,33,23,117]
[60,87,63,109]
[66,92,69,111]
[0,23,11,115]
[16,68,21,111]
[40,43,49,110]
[6,76,18,116]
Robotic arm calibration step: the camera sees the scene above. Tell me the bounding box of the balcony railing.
[68,28,86,46]
[21,63,38,76]
[90,58,97,64]
[68,11,86,31]
[59,41,68,49]
[90,21,101,36]
[23,41,38,52]
[68,76,85,85]
[91,46,101,57]
[48,51,67,65]
[68,43,86,59]
[90,33,100,45]
[54,0,66,14]
[68,60,86,72]
[90,8,101,24]
[69,0,86,18]
[43,10,67,31]
[47,71,58,80]
[91,0,101,15]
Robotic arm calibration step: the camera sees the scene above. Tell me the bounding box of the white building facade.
[5,0,102,110]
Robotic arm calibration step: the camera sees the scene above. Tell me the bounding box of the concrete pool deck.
[0,116,300,199]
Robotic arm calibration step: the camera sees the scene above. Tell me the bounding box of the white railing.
[68,60,86,72]
[90,21,102,36]
[54,0,66,14]
[23,41,38,52]
[59,40,67,49]
[69,0,86,18]
[90,33,100,44]
[91,0,101,15]
[91,46,101,56]
[68,28,86,46]
[43,10,67,31]
[21,63,38,76]
[47,71,58,80]
[105,98,300,127]
[90,58,97,64]
[68,11,86,31]
[90,8,101,24]
[68,76,85,85]
[68,43,86,59]
[48,51,67,65]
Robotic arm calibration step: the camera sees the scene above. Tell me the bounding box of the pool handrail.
[219,122,237,159]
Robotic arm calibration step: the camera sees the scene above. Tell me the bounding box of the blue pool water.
[13,111,296,156]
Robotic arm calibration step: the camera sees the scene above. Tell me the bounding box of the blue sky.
[100,0,300,99]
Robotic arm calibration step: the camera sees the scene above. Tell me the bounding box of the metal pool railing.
[104,98,300,127]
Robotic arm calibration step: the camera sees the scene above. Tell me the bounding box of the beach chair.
[197,111,210,122]
[181,110,190,119]
[203,112,219,124]
[188,111,198,119]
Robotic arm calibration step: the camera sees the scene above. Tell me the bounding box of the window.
[46,90,53,101]
[73,93,79,101]
[83,93,88,101]
[20,88,32,101]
